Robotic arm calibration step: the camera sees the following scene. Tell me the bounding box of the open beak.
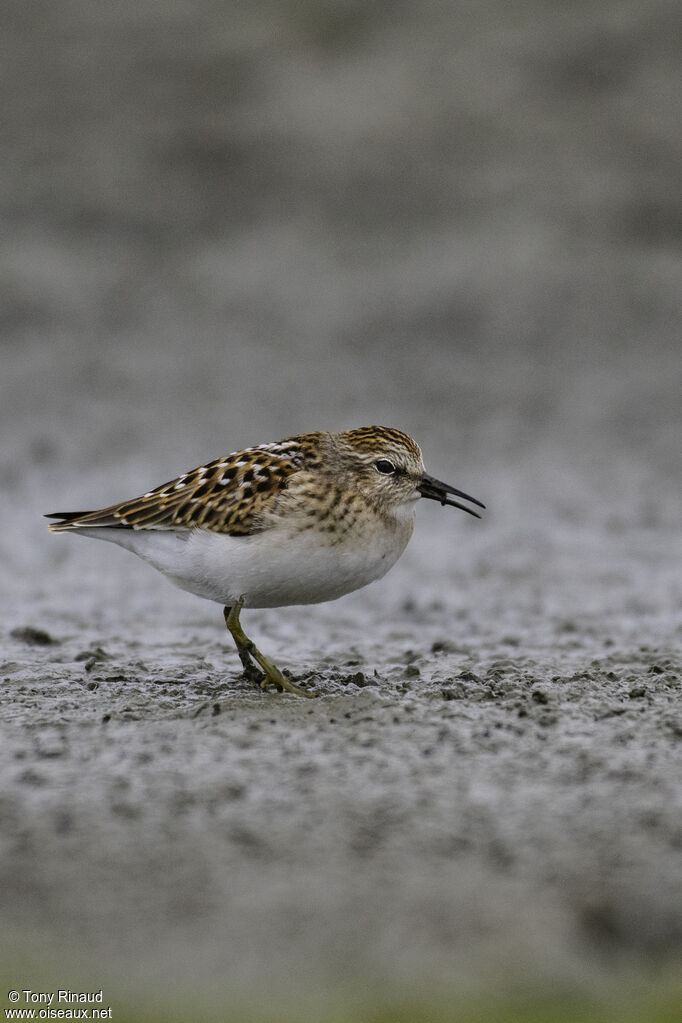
[417,473,485,518]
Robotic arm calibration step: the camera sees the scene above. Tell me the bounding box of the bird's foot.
[235,645,266,687]
[224,601,314,699]
[253,651,314,699]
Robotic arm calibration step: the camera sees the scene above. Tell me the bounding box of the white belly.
[81,511,415,609]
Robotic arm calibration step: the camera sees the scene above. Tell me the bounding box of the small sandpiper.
[46,426,484,697]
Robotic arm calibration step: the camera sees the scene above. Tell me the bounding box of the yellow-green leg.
[223,599,314,699]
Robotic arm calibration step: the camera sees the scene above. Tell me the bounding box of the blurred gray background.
[1,1,681,1019]
[2,0,679,520]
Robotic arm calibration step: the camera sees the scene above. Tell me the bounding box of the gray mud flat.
[1,518,680,1018]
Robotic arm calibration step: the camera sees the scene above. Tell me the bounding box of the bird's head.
[333,426,485,518]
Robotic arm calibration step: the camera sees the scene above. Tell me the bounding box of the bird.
[46,426,484,697]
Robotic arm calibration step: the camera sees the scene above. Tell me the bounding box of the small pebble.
[10,626,56,646]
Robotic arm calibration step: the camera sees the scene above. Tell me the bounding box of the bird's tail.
[45,510,124,533]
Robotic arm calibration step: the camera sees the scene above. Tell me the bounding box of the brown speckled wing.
[47,437,322,536]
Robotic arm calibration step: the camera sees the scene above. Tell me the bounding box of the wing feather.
[46,440,312,536]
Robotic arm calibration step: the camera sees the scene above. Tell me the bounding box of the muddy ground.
[1,2,680,1019]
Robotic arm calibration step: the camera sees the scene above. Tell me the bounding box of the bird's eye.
[375,459,396,475]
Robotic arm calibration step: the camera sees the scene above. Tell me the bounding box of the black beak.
[417,473,485,518]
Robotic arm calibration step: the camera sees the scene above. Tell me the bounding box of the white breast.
[177,510,415,607]
[81,506,416,609]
